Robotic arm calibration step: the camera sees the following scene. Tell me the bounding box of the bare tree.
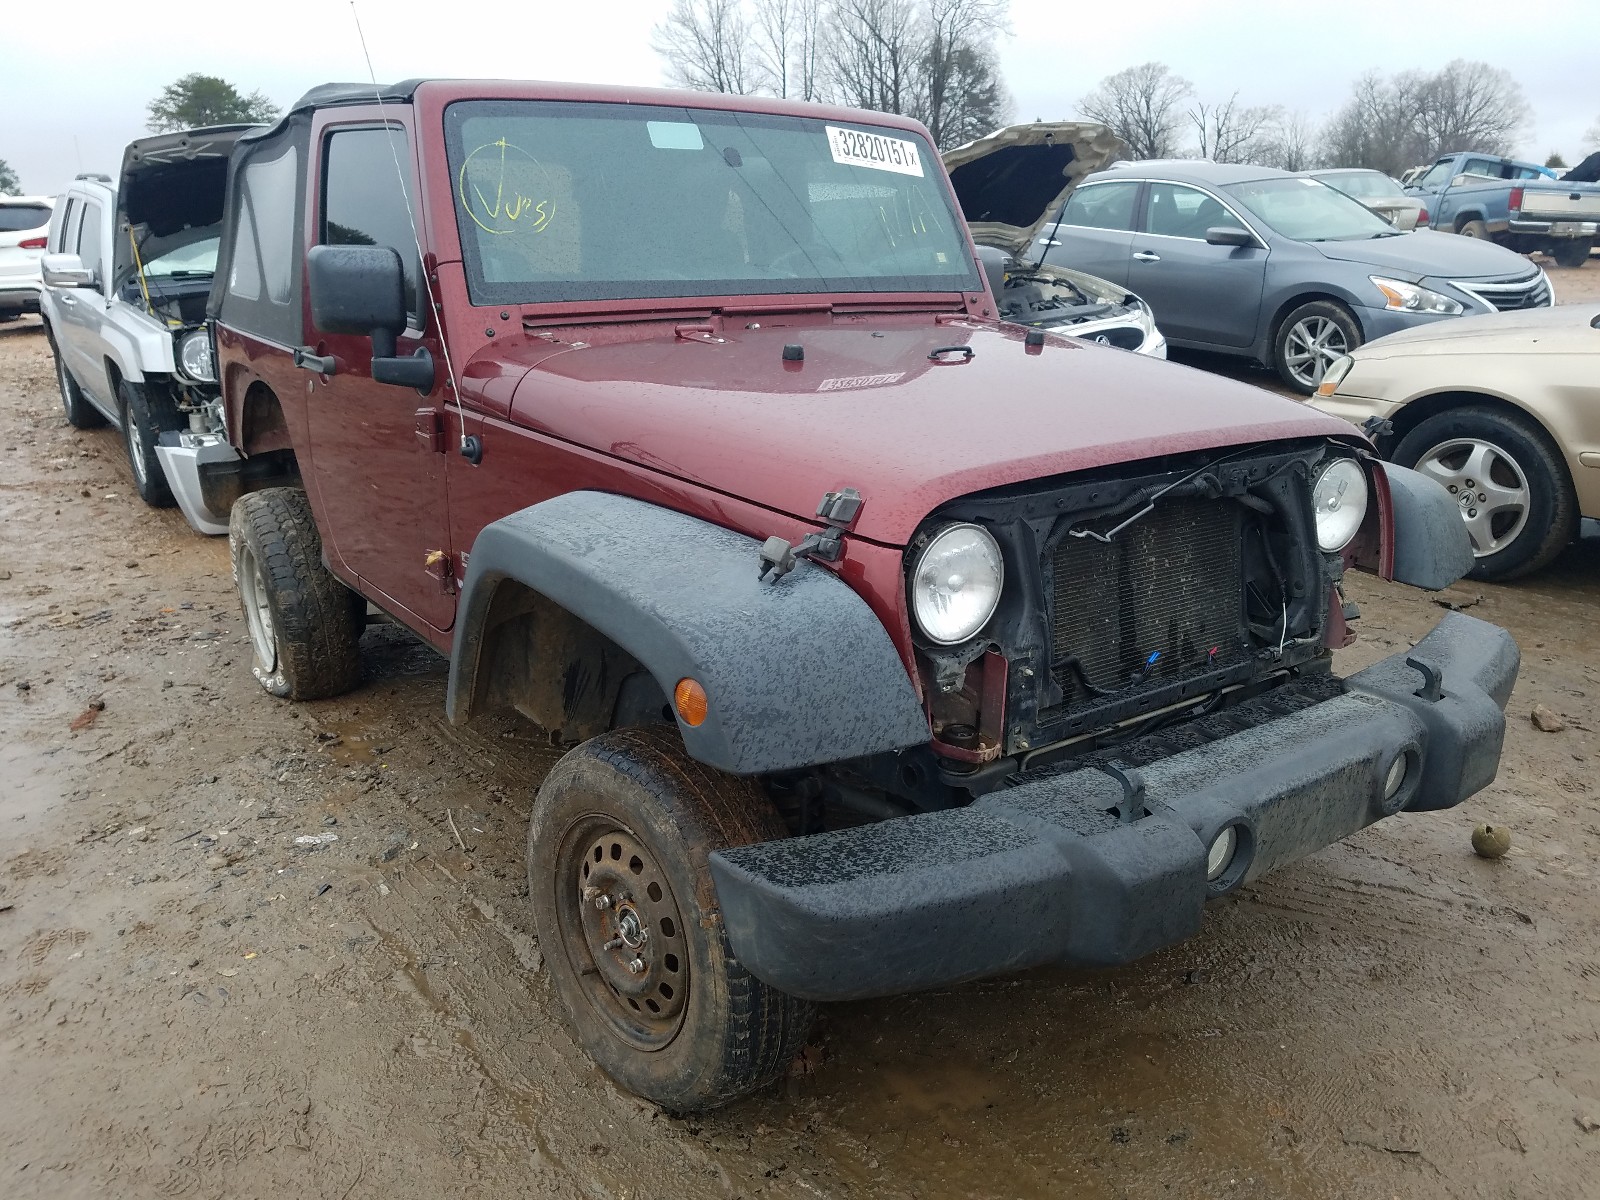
[824,0,922,115]
[1255,110,1319,171]
[917,0,1008,147]
[1320,69,1429,175]
[1412,59,1528,160]
[1322,61,1529,175]
[1189,93,1281,163]
[652,0,754,94]
[1078,63,1193,160]
[920,41,1009,148]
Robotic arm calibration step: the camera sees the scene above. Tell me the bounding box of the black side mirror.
[1205,226,1256,248]
[308,244,407,358]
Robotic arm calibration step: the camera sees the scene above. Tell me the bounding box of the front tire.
[1392,406,1577,580]
[117,380,177,508]
[1551,239,1592,269]
[48,332,104,429]
[1273,300,1361,394]
[528,726,814,1111]
[229,488,363,699]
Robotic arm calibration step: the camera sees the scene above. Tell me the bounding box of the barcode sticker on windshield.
[826,126,924,177]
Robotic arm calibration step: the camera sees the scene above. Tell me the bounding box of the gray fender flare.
[1382,462,1475,590]
[446,491,930,775]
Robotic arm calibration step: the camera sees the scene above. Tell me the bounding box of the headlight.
[910,523,1003,645]
[178,329,216,383]
[1312,458,1369,551]
[1314,354,1353,398]
[1369,276,1463,316]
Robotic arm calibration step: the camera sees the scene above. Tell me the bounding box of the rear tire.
[117,379,177,508]
[528,725,814,1111]
[1273,300,1362,394]
[229,488,363,700]
[1456,219,1490,240]
[48,331,104,429]
[1551,239,1592,269]
[1392,406,1576,581]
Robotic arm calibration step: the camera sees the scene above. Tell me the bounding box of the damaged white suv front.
[40,127,257,534]
[945,122,1165,357]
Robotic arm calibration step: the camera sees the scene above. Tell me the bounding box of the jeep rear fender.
[447,492,930,775]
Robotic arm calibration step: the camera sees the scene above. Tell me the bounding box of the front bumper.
[155,433,240,537]
[712,612,1517,1001]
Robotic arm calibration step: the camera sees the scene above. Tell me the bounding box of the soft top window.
[443,100,978,306]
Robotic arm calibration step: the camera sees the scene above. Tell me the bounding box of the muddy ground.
[2,265,1598,1200]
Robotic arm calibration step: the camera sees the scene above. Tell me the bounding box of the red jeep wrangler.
[207,80,1518,1110]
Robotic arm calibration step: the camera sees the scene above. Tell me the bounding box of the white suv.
[0,195,54,320]
[41,132,255,533]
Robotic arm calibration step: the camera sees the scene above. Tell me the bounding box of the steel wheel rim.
[237,546,278,671]
[1283,316,1349,388]
[1413,437,1531,556]
[556,814,689,1052]
[126,409,148,485]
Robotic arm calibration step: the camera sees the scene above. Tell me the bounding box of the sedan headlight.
[178,329,216,383]
[1370,276,1463,316]
[1312,458,1369,552]
[910,523,1004,645]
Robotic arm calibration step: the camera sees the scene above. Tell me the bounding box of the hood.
[1309,228,1533,282]
[943,123,1126,255]
[498,321,1354,545]
[114,124,261,288]
[1353,302,1600,359]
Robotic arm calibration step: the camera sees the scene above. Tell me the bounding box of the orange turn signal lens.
[674,678,708,727]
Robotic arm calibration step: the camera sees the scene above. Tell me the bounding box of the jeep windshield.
[443,100,980,305]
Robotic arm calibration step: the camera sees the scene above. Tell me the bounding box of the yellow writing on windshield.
[458,138,555,236]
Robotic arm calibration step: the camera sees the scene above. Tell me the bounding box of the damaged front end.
[118,125,260,533]
[976,245,1165,356]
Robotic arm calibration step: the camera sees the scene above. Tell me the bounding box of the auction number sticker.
[826,126,924,177]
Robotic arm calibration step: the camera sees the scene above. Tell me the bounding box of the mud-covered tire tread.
[1392,404,1577,581]
[117,379,177,508]
[229,488,362,700]
[48,329,104,429]
[529,725,814,1111]
[1457,218,1490,240]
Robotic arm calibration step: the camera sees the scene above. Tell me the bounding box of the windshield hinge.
[759,488,863,583]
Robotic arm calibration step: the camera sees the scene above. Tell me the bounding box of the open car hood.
[943,122,1126,255]
[114,125,261,290]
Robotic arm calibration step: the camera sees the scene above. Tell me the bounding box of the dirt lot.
[2,266,1598,1200]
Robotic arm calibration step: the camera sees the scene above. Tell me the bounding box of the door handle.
[293,346,337,375]
[57,293,77,305]
[1133,251,1162,263]
[1037,238,1062,246]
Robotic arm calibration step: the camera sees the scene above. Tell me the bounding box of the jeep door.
[302,117,456,632]
[1027,179,1140,286]
[1126,182,1265,350]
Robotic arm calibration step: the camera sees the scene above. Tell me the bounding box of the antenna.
[349,0,470,456]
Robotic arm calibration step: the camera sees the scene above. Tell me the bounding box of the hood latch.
[758,488,863,583]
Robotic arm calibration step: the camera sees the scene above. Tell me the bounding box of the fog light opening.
[1383,754,1408,801]
[1206,826,1239,882]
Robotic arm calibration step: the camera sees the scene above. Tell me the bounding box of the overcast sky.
[2,0,1595,195]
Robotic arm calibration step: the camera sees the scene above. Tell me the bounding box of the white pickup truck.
[40,127,259,534]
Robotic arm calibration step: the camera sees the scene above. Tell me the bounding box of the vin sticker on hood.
[826,126,924,177]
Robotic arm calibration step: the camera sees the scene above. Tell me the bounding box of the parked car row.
[33,81,1519,1113]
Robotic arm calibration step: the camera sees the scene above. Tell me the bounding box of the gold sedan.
[1311,304,1600,579]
